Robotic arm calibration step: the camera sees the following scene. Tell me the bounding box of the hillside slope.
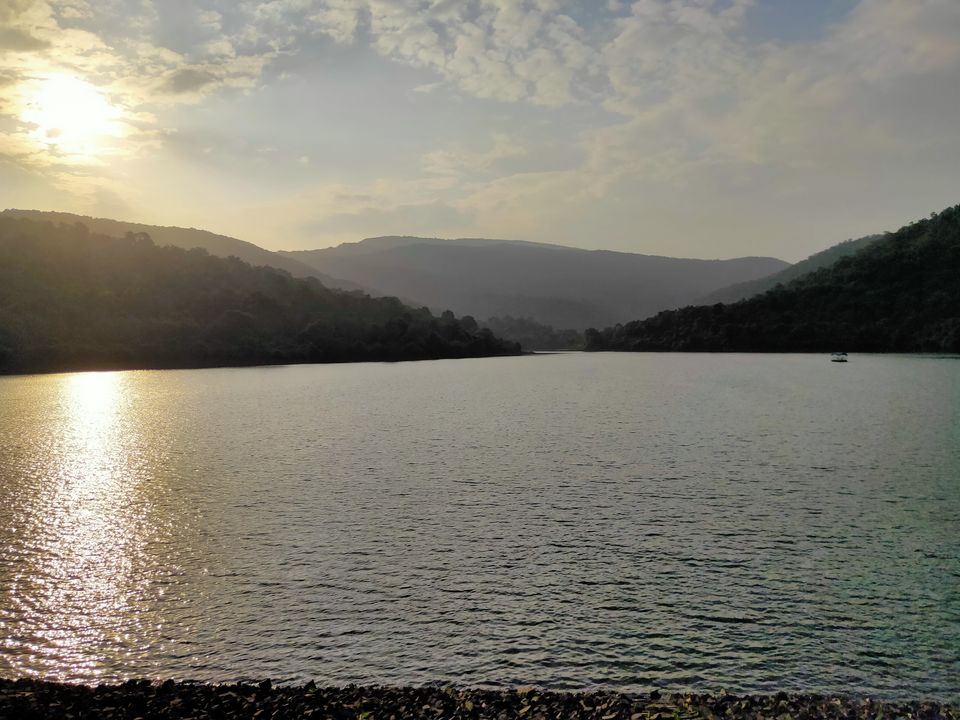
[585,205,960,353]
[284,237,788,330]
[1,209,368,293]
[0,217,519,374]
[698,233,884,304]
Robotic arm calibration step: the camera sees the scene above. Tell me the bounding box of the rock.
[0,680,957,720]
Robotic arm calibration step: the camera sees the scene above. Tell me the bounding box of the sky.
[1,0,958,261]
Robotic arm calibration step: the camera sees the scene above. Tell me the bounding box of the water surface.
[0,353,958,699]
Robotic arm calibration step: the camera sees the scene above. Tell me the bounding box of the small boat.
[830,352,848,363]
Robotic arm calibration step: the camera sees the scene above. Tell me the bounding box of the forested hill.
[0,217,520,375]
[1,209,368,293]
[698,232,885,305]
[585,205,960,354]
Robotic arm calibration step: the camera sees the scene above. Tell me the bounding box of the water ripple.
[0,354,958,701]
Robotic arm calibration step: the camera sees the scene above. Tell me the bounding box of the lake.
[0,353,958,700]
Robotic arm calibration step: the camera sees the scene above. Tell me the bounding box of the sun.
[21,73,125,159]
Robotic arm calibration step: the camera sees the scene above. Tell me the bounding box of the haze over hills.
[3,209,792,337]
[586,204,960,354]
[0,209,369,294]
[0,216,518,374]
[284,237,789,330]
[699,232,886,305]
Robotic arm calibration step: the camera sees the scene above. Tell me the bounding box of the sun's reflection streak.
[3,372,155,681]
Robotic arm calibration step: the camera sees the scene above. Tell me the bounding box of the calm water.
[0,353,958,700]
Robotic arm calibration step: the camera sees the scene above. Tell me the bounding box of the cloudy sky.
[1,0,958,260]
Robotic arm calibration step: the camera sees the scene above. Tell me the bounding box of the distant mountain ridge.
[0,216,519,374]
[585,204,960,353]
[3,211,792,330]
[325,235,567,255]
[284,236,789,330]
[699,232,885,305]
[0,209,369,294]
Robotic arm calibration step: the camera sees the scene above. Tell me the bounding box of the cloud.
[161,68,219,94]
[175,0,955,255]
[0,129,54,169]
[2,0,958,260]
[307,0,360,44]
[0,0,35,23]
[421,134,528,180]
[218,176,476,248]
[0,26,50,52]
[454,168,579,238]
[828,0,960,82]
[52,1,94,21]
[571,0,960,191]
[0,0,285,188]
[303,199,467,238]
[197,9,222,31]
[305,0,596,106]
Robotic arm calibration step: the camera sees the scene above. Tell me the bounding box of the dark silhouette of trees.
[585,204,960,354]
[0,217,521,374]
[699,233,886,305]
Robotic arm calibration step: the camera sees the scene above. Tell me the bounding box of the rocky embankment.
[0,680,956,720]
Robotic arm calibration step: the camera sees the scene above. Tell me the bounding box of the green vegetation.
[482,316,583,350]
[1,209,368,292]
[0,217,520,374]
[699,233,884,304]
[586,205,960,353]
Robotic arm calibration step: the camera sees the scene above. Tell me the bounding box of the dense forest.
[483,315,583,350]
[585,205,960,353]
[0,217,520,374]
[1,209,368,293]
[698,233,884,305]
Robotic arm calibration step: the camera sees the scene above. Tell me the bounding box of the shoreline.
[0,350,533,379]
[1,680,956,719]
[2,350,959,379]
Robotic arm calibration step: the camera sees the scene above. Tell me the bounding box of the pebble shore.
[1,680,956,720]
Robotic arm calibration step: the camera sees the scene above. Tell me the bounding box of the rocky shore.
[0,680,956,720]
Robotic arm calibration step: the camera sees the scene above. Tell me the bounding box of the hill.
[585,205,960,353]
[482,316,583,351]
[283,237,788,330]
[0,217,520,374]
[698,233,884,304]
[0,209,369,293]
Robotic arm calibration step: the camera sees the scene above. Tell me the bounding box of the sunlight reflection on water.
[0,355,958,699]
[2,372,169,680]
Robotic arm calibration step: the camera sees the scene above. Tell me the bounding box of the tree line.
[585,204,960,354]
[0,217,521,374]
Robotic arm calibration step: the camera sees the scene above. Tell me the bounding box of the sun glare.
[21,74,125,159]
